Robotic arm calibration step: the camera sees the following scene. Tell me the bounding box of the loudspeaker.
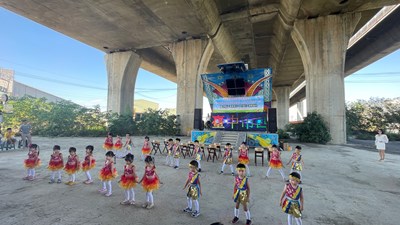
[194,108,203,130]
[226,78,245,96]
[268,108,277,133]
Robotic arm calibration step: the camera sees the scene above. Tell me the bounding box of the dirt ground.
[0,136,399,225]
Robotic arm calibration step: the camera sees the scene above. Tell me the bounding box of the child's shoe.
[219,171,223,174]
[68,182,76,186]
[84,180,93,184]
[98,188,107,193]
[232,172,235,176]
[105,192,112,197]
[191,210,200,217]
[174,166,179,169]
[57,179,62,183]
[65,181,72,185]
[198,168,202,172]
[183,207,192,213]
[129,200,136,205]
[142,202,148,208]
[120,199,130,205]
[246,219,252,225]
[23,176,29,180]
[146,203,154,209]
[28,176,35,181]
[232,217,239,223]
[49,179,55,184]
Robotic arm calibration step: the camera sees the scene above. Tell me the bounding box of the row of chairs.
[149,140,270,166]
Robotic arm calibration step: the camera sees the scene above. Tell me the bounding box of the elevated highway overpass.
[1,0,400,144]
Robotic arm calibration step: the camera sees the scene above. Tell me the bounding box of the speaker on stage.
[268,108,277,133]
[194,108,203,130]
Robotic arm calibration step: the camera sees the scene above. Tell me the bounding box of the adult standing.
[19,119,32,149]
[375,129,389,161]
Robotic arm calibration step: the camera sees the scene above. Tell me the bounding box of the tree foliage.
[287,112,331,144]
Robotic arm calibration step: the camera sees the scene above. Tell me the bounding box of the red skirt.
[64,163,80,175]
[103,143,113,150]
[24,158,41,169]
[119,175,137,189]
[142,147,151,155]
[114,143,123,150]
[48,161,64,171]
[99,167,118,181]
[269,159,283,169]
[238,155,249,165]
[141,176,159,192]
[81,159,96,171]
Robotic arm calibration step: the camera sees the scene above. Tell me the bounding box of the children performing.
[280,172,304,225]
[286,146,304,178]
[266,144,286,181]
[220,143,235,175]
[48,145,64,183]
[81,145,96,184]
[193,140,202,172]
[98,151,118,196]
[103,132,114,150]
[183,160,202,217]
[140,156,160,209]
[232,163,252,225]
[64,147,80,185]
[141,136,151,161]
[123,133,134,157]
[165,138,174,166]
[114,135,123,158]
[119,153,138,205]
[173,138,181,169]
[23,144,41,181]
[238,142,251,176]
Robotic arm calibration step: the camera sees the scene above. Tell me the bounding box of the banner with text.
[213,96,264,113]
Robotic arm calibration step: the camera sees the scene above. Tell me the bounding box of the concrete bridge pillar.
[171,39,214,135]
[292,13,360,144]
[106,51,142,115]
[275,86,291,130]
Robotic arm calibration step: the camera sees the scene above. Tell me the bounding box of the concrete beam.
[171,38,214,135]
[106,51,141,115]
[275,86,291,130]
[292,13,361,144]
[188,0,241,63]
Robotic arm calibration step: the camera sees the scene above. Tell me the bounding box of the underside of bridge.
[1,0,399,144]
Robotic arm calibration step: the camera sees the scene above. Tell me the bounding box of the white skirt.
[376,142,386,150]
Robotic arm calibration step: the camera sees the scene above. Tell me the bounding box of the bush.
[288,112,331,144]
[277,129,290,139]
[355,132,375,140]
[386,133,400,141]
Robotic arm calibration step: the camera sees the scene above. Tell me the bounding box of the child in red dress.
[238,142,251,176]
[64,147,80,185]
[98,151,118,196]
[48,145,64,183]
[114,135,123,158]
[103,132,114,150]
[81,145,96,184]
[141,136,151,161]
[119,153,138,205]
[23,144,41,181]
[266,144,286,181]
[139,156,160,209]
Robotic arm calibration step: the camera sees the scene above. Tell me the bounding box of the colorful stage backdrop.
[191,131,216,144]
[246,133,279,147]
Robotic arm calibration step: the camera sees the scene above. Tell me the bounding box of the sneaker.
[105,192,112,197]
[57,179,62,183]
[23,176,29,180]
[129,200,136,205]
[198,168,202,172]
[28,176,35,181]
[232,172,235,176]
[98,188,107,193]
[232,217,239,223]
[183,207,192,213]
[174,166,179,169]
[246,219,252,225]
[142,202,148,208]
[84,180,93,184]
[68,182,76,186]
[120,199,130,205]
[49,179,55,184]
[219,171,223,174]
[191,210,200,217]
[146,203,154,209]
[65,181,72,185]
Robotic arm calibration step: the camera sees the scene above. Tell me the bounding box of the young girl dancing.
[232,163,252,225]
[183,160,202,217]
[238,142,251,176]
[119,153,138,205]
[114,135,123,158]
[64,147,80,185]
[141,136,151,161]
[165,138,174,166]
[139,156,160,209]
[266,144,286,181]
[23,144,41,181]
[81,145,96,184]
[286,146,304,179]
[98,151,118,196]
[193,140,203,172]
[123,133,134,157]
[220,143,235,175]
[173,138,181,169]
[103,132,114,151]
[280,172,304,225]
[48,145,64,183]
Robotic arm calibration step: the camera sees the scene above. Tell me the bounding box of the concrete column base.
[292,13,361,144]
[275,86,290,130]
[106,51,141,115]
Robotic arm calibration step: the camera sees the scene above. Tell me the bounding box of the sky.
[0,7,399,114]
